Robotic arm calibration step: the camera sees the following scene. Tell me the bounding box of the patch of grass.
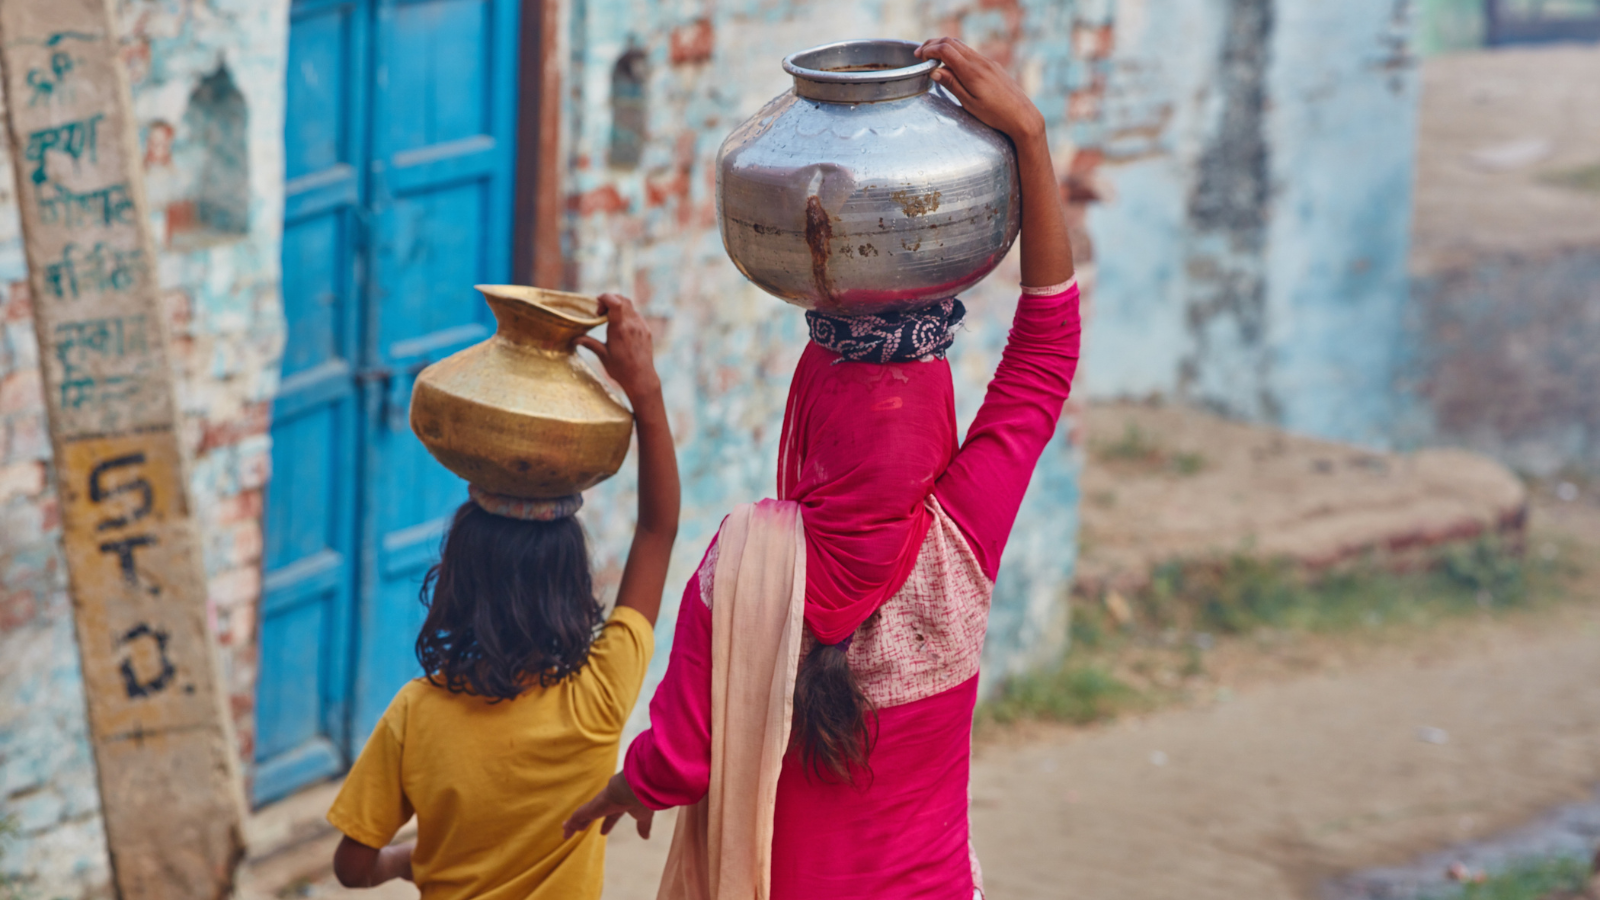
[1138,537,1538,637]
[983,536,1577,731]
[981,663,1143,726]
[1091,423,1207,476]
[1171,451,1207,476]
[1540,162,1600,194]
[1,814,28,900]
[1428,856,1592,900]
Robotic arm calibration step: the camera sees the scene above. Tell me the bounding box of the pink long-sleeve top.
[625,286,1081,899]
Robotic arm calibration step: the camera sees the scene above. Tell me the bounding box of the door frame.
[513,0,565,289]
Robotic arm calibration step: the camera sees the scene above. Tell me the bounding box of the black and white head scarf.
[804,298,966,364]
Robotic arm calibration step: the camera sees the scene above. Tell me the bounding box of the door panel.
[257,0,368,805]
[265,0,523,795]
[350,0,522,745]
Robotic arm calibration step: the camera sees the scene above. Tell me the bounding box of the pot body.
[409,286,633,498]
[716,39,1021,314]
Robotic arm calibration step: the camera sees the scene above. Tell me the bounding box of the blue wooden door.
[351,0,522,743]
[258,0,522,804]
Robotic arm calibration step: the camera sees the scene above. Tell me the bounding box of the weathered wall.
[1080,0,1420,450]
[0,1,288,895]
[560,0,1108,730]
[1401,45,1600,477]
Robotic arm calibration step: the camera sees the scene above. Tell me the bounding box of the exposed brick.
[197,402,271,453]
[2,281,32,322]
[0,589,38,632]
[569,184,631,215]
[669,18,714,66]
[212,489,264,525]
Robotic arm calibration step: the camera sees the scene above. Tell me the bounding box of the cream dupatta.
[655,499,807,900]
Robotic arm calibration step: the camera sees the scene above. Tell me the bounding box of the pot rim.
[474,284,607,328]
[782,39,940,92]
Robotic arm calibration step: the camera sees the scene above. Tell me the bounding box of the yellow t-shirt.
[327,607,653,900]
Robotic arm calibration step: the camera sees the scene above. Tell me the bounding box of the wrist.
[624,378,663,406]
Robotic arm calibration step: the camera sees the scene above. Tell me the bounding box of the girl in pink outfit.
[566,39,1081,898]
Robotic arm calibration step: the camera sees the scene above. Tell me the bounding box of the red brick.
[214,489,264,525]
[2,281,32,322]
[0,589,37,632]
[569,185,630,215]
[669,19,714,66]
[198,402,271,453]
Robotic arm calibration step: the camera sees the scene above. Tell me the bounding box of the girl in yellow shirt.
[325,294,678,900]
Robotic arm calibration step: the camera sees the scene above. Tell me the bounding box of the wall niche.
[155,63,250,249]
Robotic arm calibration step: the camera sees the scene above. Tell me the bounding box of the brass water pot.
[409,286,634,498]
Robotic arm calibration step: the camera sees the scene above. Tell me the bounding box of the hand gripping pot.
[716,38,1021,315]
[408,286,634,498]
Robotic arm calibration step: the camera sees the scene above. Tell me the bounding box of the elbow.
[332,836,375,888]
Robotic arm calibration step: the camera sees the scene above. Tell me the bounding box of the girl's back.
[328,607,651,900]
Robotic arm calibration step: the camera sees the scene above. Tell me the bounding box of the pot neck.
[478,286,604,352]
[783,39,939,104]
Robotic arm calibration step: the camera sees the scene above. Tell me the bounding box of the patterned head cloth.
[468,484,584,522]
[804,298,966,364]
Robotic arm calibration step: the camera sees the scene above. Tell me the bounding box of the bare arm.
[578,293,681,627]
[916,38,1075,289]
[332,835,413,888]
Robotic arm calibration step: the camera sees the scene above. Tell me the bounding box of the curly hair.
[416,500,604,699]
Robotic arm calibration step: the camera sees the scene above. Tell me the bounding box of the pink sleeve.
[622,538,716,810]
[936,285,1082,580]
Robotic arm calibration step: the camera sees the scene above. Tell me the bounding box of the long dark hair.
[415,500,603,699]
[791,630,878,784]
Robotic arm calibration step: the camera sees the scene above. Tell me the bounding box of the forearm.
[1015,132,1074,289]
[631,386,679,538]
[614,386,679,625]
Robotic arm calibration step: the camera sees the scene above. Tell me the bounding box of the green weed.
[1091,424,1208,476]
[1140,538,1537,637]
[981,663,1142,726]
[1428,856,1591,900]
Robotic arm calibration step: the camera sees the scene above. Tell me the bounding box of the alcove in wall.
[166,63,250,248]
[609,44,648,170]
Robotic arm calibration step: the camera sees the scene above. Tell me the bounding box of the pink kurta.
[626,286,1081,899]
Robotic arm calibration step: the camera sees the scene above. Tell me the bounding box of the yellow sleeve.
[326,687,415,848]
[574,606,655,735]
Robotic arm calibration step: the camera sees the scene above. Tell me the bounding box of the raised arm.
[917,39,1082,579]
[578,294,681,626]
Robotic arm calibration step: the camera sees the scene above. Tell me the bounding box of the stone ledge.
[1076,401,1528,595]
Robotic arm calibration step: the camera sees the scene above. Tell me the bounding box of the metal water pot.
[409,286,633,498]
[716,39,1021,314]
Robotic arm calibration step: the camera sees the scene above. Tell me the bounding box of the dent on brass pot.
[409,286,633,499]
[716,39,1021,315]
